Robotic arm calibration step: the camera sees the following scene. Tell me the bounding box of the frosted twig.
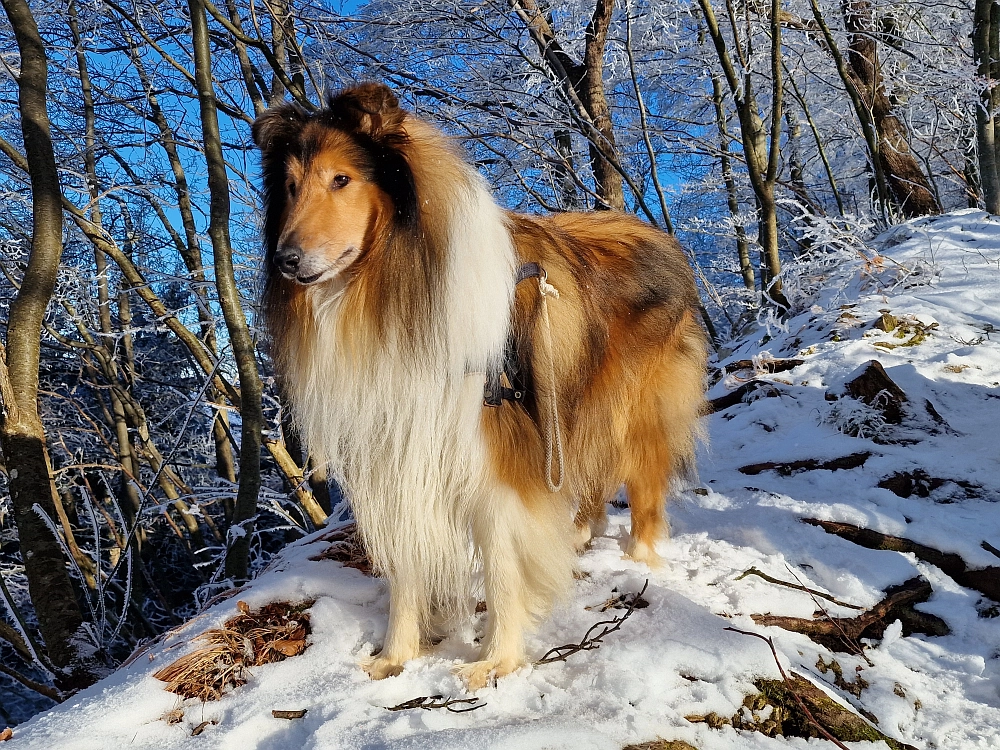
[385,695,484,713]
[735,566,864,610]
[537,580,649,664]
[783,565,874,666]
[723,627,851,750]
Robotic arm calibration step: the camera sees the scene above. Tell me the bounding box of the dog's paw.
[453,658,520,691]
[362,655,405,680]
[625,539,663,569]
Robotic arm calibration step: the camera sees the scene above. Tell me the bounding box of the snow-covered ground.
[9,210,1000,749]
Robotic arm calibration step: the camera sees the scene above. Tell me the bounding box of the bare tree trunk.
[785,107,817,215]
[0,0,91,681]
[786,70,846,215]
[68,1,144,524]
[698,0,789,309]
[710,68,754,290]
[964,130,983,209]
[0,130,325,527]
[805,0,888,222]
[580,0,624,210]
[975,0,1000,213]
[281,412,332,515]
[625,3,674,232]
[223,0,266,116]
[189,0,264,581]
[511,0,627,211]
[122,39,237,485]
[990,1,1000,194]
[269,0,288,103]
[552,129,580,208]
[842,0,939,217]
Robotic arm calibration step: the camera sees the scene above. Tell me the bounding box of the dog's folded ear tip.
[327,82,406,142]
[340,82,400,115]
[251,103,308,151]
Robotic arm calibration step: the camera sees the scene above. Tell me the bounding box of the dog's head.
[252,83,418,286]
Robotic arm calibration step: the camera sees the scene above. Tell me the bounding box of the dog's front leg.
[364,581,421,679]
[457,522,530,691]
[457,488,573,690]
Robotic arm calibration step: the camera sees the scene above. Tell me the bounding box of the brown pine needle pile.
[153,600,312,701]
[308,523,372,574]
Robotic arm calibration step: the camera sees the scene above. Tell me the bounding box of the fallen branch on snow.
[750,576,947,653]
[385,695,483,713]
[735,567,863,610]
[805,519,1000,601]
[739,452,871,476]
[723,358,805,374]
[723,627,917,749]
[537,580,649,664]
[708,381,784,413]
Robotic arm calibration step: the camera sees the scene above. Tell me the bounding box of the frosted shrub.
[776,210,879,315]
[824,396,891,441]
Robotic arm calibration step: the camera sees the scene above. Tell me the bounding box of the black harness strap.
[484,263,543,407]
[516,262,542,284]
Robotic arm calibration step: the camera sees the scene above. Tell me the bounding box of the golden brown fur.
[489,212,707,559]
[252,83,707,688]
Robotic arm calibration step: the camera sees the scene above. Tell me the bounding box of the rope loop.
[538,271,564,493]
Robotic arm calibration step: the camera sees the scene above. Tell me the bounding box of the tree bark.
[189,0,265,581]
[511,0,625,210]
[698,0,789,309]
[710,68,754,290]
[840,0,939,217]
[552,129,580,208]
[974,0,1000,214]
[580,0,624,210]
[0,0,91,679]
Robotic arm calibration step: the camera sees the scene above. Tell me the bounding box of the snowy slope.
[8,210,1000,750]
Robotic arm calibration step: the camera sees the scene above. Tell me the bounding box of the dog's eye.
[332,174,351,189]
[287,181,297,198]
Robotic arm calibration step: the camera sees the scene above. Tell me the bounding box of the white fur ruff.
[285,167,518,627]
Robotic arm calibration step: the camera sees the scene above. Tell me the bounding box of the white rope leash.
[537,272,564,493]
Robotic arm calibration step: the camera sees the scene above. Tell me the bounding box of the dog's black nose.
[274,246,301,275]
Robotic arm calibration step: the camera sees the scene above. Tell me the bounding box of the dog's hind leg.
[573,489,609,550]
[624,471,669,567]
[623,400,673,568]
[363,581,421,680]
[457,486,575,690]
[624,318,707,567]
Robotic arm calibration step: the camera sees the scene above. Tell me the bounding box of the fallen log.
[751,576,948,653]
[724,358,805,374]
[804,519,1000,601]
[708,381,783,413]
[739,452,871,476]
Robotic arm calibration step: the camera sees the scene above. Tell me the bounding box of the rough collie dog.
[252,83,706,689]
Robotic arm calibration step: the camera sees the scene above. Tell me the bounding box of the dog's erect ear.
[327,82,406,142]
[252,103,308,154]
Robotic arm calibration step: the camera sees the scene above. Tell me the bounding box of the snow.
[9,209,1000,749]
